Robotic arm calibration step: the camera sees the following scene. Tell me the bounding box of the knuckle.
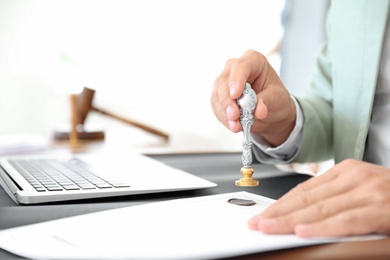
[336,159,358,173]
[210,90,221,111]
[298,193,312,206]
[310,202,329,217]
[232,56,246,67]
[262,207,278,219]
[367,179,386,192]
[210,95,218,114]
[339,158,356,166]
[336,212,354,228]
[211,77,228,104]
[213,75,224,90]
[338,159,363,170]
[295,182,308,193]
[366,181,390,204]
[338,159,371,179]
[245,49,262,58]
[214,73,222,83]
[210,92,217,104]
[224,58,236,68]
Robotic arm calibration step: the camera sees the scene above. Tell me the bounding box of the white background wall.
[0,0,284,151]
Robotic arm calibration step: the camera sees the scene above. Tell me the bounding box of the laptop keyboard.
[9,159,130,192]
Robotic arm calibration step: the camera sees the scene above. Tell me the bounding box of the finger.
[211,64,241,132]
[260,178,353,219]
[227,119,241,133]
[249,87,296,146]
[295,205,390,237]
[253,84,293,124]
[277,167,340,203]
[250,161,390,236]
[228,50,267,99]
[278,159,372,203]
[254,189,370,234]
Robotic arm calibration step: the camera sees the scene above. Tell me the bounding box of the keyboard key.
[110,182,130,188]
[62,185,80,190]
[46,187,63,191]
[78,183,97,190]
[94,183,113,189]
[10,159,130,192]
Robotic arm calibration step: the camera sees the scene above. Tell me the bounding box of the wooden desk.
[0,141,389,259]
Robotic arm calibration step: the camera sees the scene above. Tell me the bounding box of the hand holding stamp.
[235,83,259,187]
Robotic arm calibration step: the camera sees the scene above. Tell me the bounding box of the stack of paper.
[0,192,385,259]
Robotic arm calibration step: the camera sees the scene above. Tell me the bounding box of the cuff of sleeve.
[251,96,304,163]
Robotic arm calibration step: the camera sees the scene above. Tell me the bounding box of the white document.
[0,191,385,260]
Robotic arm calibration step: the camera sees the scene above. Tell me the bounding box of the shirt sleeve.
[251,96,304,164]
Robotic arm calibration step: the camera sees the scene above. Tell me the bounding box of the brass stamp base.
[235,167,259,187]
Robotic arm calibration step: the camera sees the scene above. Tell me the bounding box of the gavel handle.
[90,106,169,141]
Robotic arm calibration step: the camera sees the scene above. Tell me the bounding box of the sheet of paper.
[0,191,385,260]
[0,133,49,155]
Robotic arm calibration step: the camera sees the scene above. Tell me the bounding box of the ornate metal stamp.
[235,83,259,187]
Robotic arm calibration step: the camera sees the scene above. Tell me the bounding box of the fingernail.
[229,82,238,97]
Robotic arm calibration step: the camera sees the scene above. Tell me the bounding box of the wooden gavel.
[54,87,169,142]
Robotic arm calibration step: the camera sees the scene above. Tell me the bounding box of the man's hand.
[249,159,390,237]
[210,49,296,147]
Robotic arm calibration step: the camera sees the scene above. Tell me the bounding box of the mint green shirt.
[253,0,390,164]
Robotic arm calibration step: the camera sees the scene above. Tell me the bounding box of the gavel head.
[55,86,104,141]
[75,87,96,125]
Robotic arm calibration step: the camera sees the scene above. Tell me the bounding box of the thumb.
[255,84,292,123]
[254,98,268,120]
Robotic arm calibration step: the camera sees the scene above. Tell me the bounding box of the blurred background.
[0,0,328,154]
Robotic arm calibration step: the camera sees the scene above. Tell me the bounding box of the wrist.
[262,97,297,147]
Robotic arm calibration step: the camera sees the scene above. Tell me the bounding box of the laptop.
[0,152,217,205]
